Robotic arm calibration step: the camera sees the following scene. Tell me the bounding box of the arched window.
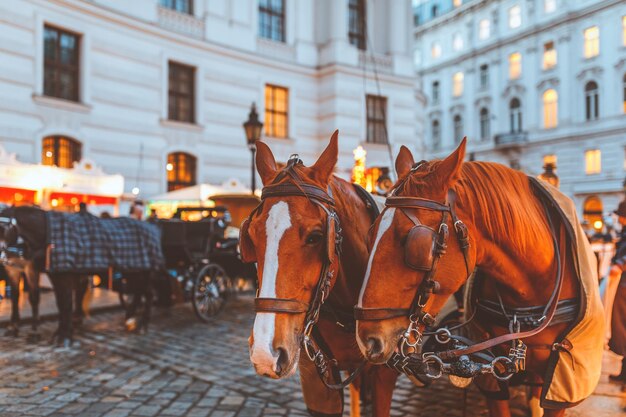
[42,136,82,168]
[432,119,441,150]
[167,152,197,191]
[432,5,438,18]
[453,114,463,144]
[583,196,603,231]
[584,81,599,121]
[509,98,522,133]
[479,108,490,141]
[543,89,558,129]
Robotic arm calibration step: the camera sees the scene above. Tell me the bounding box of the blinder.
[239,216,256,263]
[0,217,18,247]
[404,225,438,271]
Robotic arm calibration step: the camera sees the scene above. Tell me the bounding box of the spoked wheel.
[192,263,229,322]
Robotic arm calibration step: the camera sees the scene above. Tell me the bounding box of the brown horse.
[355,139,593,417]
[244,132,398,416]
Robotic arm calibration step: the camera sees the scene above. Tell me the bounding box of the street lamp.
[538,162,559,188]
[243,102,263,195]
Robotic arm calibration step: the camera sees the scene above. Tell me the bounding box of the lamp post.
[243,103,263,195]
[538,162,559,188]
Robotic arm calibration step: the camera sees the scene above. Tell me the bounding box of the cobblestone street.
[0,294,623,417]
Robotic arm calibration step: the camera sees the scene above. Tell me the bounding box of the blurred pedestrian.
[608,201,626,383]
[129,200,144,221]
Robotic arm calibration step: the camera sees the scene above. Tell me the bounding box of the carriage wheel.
[192,263,229,322]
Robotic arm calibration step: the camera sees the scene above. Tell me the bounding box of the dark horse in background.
[0,206,157,347]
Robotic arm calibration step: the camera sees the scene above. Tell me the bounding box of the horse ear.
[435,137,466,187]
[311,130,339,184]
[395,145,415,179]
[255,141,278,186]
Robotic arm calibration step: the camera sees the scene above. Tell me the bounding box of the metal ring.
[303,337,317,361]
[422,354,444,379]
[490,356,515,381]
[434,328,452,344]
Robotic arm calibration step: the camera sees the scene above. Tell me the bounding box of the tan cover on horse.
[534,179,604,408]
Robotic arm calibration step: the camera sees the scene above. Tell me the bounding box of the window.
[431,41,441,58]
[432,120,441,150]
[167,152,197,191]
[453,0,462,7]
[509,5,521,29]
[159,0,192,14]
[265,85,289,138]
[510,98,522,133]
[542,41,557,70]
[479,19,490,40]
[366,95,387,144]
[584,81,599,121]
[583,26,599,59]
[168,62,195,123]
[348,0,366,50]
[584,150,601,175]
[42,136,82,168]
[432,81,440,104]
[583,196,603,228]
[432,5,439,18]
[479,64,489,89]
[543,89,558,129]
[452,33,463,51]
[623,16,626,46]
[453,115,463,144]
[43,25,80,102]
[259,0,285,42]
[508,52,522,80]
[453,72,464,97]
[544,0,556,13]
[479,108,490,141]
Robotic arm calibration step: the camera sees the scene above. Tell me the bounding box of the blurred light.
[92,275,101,287]
[131,187,140,195]
[70,197,78,204]
[166,163,173,171]
[45,151,53,158]
[14,193,23,202]
[51,199,58,207]
[593,220,603,230]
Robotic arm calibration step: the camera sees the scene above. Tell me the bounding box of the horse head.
[356,139,478,364]
[245,131,341,379]
[0,206,19,250]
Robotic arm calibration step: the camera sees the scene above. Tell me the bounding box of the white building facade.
[414,0,626,227]
[0,0,420,205]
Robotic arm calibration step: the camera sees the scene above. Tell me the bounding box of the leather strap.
[255,298,309,314]
[262,183,336,206]
[354,307,410,321]
[386,197,450,212]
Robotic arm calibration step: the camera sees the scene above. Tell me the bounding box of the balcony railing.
[494,132,528,149]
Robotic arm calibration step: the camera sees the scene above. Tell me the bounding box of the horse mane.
[404,160,550,254]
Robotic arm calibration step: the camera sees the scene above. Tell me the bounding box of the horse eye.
[305,232,324,245]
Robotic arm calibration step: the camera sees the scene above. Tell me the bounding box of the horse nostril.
[275,347,289,375]
[366,337,385,359]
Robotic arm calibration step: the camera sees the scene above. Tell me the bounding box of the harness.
[354,161,568,386]
[239,155,366,390]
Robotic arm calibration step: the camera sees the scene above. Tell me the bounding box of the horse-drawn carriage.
[114,206,255,322]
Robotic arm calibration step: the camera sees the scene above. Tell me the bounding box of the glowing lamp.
[593,220,603,230]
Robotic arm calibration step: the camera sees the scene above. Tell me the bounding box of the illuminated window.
[543,89,558,129]
[44,25,80,102]
[167,152,197,191]
[584,81,599,121]
[509,5,521,29]
[432,119,441,150]
[168,62,195,123]
[544,0,556,13]
[453,0,462,7]
[453,114,463,144]
[452,33,463,51]
[584,150,601,175]
[543,154,557,166]
[453,72,464,97]
[431,41,442,58]
[348,0,366,50]
[479,64,489,89]
[479,108,490,141]
[42,136,82,168]
[509,98,522,133]
[265,84,289,138]
[366,95,387,144]
[259,0,285,42]
[508,52,522,79]
[432,81,440,104]
[479,19,490,40]
[583,26,599,59]
[583,196,603,229]
[543,41,557,70]
[159,0,192,14]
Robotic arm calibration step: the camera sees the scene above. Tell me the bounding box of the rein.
[354,163,567,385]
[243,155,364,390]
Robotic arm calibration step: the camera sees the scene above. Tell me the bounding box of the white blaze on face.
[250,201,292,374]
[357,208,396,307]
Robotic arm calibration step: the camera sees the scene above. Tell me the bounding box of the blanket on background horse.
[46,212,164,274]
[465,178,604,409]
